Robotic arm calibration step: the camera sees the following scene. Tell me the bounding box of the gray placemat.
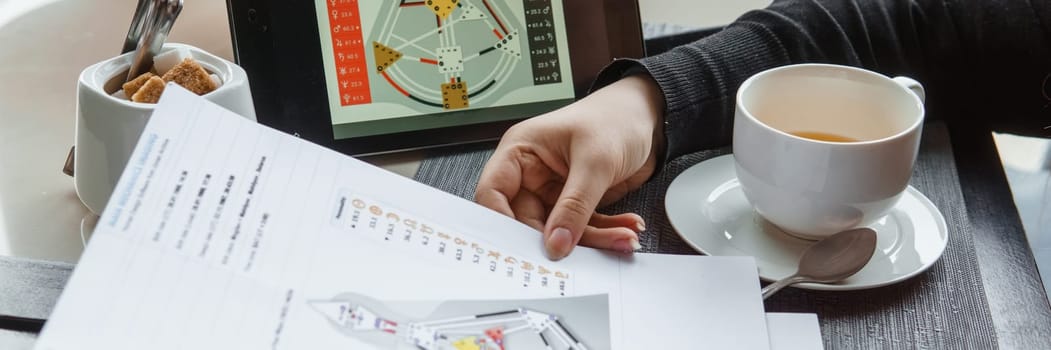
[0,256,72,345]
[0,256,72,321]
[413,122,997,348]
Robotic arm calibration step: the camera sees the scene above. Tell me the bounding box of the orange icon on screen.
[487,250,500,259]
[521,261,534,271]
[352,198,366,209]
[369,205,383,216]
[426,0,459,20]
[386,212,400,222]
[438,232,451,240]
[404,219,417,229]
[421,224,434,234]
[538,266,551,275]
[373,41,403,73]
[504,257,517,264]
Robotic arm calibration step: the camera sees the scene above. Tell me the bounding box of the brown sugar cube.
[130,76,166,103]
[121,72,157,98]
[161,58,217,95]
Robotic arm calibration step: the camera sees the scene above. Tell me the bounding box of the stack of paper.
[36,86,821,349]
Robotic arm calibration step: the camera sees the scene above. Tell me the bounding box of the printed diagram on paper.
[309,293,607,350]
[365,0,565,110]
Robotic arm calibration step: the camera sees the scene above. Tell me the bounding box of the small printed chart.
[332,191,574,296]
[365,0,564,110]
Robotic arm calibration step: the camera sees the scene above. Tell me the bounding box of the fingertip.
[622,213,646,233]
[576,225,639,252]
[611,237,642,253]
[589,212,647,233]
[545,227,574,260]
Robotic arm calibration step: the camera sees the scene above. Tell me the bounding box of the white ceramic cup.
[732,64,926,240]
[74,43,256,215]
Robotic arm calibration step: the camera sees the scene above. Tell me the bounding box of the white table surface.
[0,0,769,263]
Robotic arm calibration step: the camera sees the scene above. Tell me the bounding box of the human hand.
[475,75,665,260]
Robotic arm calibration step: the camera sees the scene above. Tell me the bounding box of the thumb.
[544,160,611,260]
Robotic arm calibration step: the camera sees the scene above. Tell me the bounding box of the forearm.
[595,0,1051,161]
[646,0,951,156]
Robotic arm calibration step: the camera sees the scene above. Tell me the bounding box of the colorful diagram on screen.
[323,0,567,111]
[320,0,574,138]
[366,0,562,111]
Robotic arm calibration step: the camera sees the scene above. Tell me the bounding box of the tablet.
[228,0,644,155]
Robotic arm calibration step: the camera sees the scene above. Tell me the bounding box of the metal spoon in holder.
[64,0,183,177]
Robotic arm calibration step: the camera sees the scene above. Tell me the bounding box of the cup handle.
[892,76,925,104]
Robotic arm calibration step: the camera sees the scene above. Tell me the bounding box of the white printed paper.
[36,86,770,349]
[767,313,824,350]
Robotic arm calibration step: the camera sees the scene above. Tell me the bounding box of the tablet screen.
[316,0,576,139]
[228,0,641,154]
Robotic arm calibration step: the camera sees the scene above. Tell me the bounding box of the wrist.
[565,72,667,177]
[617,74,666,171]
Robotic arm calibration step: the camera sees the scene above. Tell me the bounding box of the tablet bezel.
[227,0,644,155]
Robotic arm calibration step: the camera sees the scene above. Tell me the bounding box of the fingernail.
[612,238,641,253]
[635,221,646,233]
[546,227,573,260]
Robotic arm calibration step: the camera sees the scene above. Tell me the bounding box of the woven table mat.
[413,122,996,349]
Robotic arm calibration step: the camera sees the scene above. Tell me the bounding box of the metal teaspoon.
[126,0,183,82]
[122,0,154,54]
[64,0,160,176]
[761,227,878,299]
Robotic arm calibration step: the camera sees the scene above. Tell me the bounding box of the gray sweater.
[595,0,1051,162]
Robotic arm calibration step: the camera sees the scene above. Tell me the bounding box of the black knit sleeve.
[593,0,1051,161]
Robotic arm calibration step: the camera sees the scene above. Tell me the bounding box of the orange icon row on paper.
[350,197,569,280]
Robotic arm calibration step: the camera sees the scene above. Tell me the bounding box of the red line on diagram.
[481,0,508,34]
[381,71,410,97]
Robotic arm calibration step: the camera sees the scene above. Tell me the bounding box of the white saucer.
[665,155,949,290]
